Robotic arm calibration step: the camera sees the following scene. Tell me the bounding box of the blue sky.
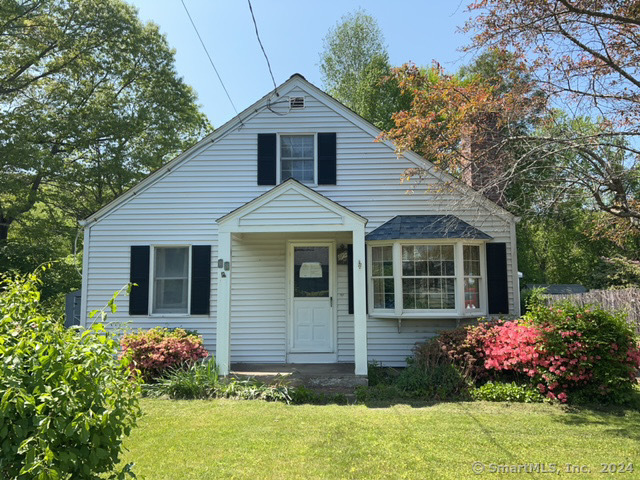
[128,1,473,127]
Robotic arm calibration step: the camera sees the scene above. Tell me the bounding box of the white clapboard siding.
[239,190,344,226]
[84,78,516,366]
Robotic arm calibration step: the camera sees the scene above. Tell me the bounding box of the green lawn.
[121,399,640,479]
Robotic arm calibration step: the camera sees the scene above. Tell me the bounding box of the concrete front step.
[229,363,368,390]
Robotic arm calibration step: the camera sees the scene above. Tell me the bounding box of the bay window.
[367,241,487,317]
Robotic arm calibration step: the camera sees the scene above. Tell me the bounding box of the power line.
[180,0,243,124]
[247,0,278,95]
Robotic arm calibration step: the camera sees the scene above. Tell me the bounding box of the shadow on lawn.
[551,402,640,442]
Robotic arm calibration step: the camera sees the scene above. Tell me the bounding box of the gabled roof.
[217,178,367,231]
[366,215,492,241]
[80,73,516,227]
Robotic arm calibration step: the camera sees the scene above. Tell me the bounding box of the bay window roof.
[365,215,492,241]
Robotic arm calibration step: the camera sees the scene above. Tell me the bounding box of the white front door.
[288,243,335,356]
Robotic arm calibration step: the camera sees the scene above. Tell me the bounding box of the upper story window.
[280,135,314,183]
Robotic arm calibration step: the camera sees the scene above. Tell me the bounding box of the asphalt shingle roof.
[365,215,493,241]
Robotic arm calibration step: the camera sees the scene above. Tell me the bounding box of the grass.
[120,398,640,479]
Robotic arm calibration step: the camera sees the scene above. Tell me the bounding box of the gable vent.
[289,96,305,109]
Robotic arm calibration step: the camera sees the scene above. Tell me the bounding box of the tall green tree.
[319,9,409,129]
[0,0,210,242]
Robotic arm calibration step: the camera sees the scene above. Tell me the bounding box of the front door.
[288,243,335,356]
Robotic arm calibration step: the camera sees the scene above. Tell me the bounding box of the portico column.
[216,230,231,376]
[353,225,368,376]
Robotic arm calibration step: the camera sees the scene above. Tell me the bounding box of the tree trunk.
[0,215,10,241]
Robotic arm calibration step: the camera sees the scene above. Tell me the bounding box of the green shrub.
[355,384,402,402]
[356,363,469,402]
[144,358,219,399]
[395,363,469,400]
[470,382,544,403]
[146,364,296,403]
[219,378,294,403]
[366,362,400,386]
[147,365,352,405]
[0,272,140,479]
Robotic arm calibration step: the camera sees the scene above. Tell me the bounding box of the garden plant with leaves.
[0,272,141,479]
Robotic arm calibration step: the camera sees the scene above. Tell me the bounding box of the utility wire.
[247,0,278,95]
[180,0,243,124]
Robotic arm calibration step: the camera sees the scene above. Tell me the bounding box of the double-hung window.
[463,245,482,310]
[371,245,394,309]
[153,246,189,314]
[280,135,315,183]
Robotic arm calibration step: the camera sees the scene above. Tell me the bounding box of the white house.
[79,74,520,377]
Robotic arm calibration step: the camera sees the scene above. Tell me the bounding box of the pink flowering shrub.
[120,327,209,381]
[482,303,640,404]
[425,319,503,381]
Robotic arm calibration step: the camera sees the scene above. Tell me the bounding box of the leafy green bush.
[470,382,544,403]
[366,362,400,386]
[145,363,352,405]
[355,384,402,402]
[524,301,640,404]
[0,272,140,479]
[356,362,469,402]
[396,363,469,400]
[144,358,219,399]
[145,362,295,403]
[220,378,294,403]
[120,327,209,381]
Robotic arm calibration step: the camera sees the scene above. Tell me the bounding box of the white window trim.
[367,239,488,319]
[277,133,317,186]
[149,245,192,317]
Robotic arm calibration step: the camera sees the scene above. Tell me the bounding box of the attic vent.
[289,96,305,109]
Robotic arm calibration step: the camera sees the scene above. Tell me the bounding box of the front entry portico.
[215,179,368,377]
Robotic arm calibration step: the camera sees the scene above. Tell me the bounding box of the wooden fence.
[543,288,640,333]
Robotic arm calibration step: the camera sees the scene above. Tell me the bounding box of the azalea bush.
[525,303,640,404]
[120,327,209,381]
[0,272,140,479]
[482,304,640,404]
[421,319,502,382]
[409,301,640,405]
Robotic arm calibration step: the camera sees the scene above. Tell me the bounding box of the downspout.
[78,221,91,327]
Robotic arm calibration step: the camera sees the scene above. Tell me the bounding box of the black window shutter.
[257,133,277,185]
[347,244,354,314]
[129,246,150,315]
[191,245,211,315]
[347,244,368,314]
[486,243,509,315]
[317,132,337,185]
